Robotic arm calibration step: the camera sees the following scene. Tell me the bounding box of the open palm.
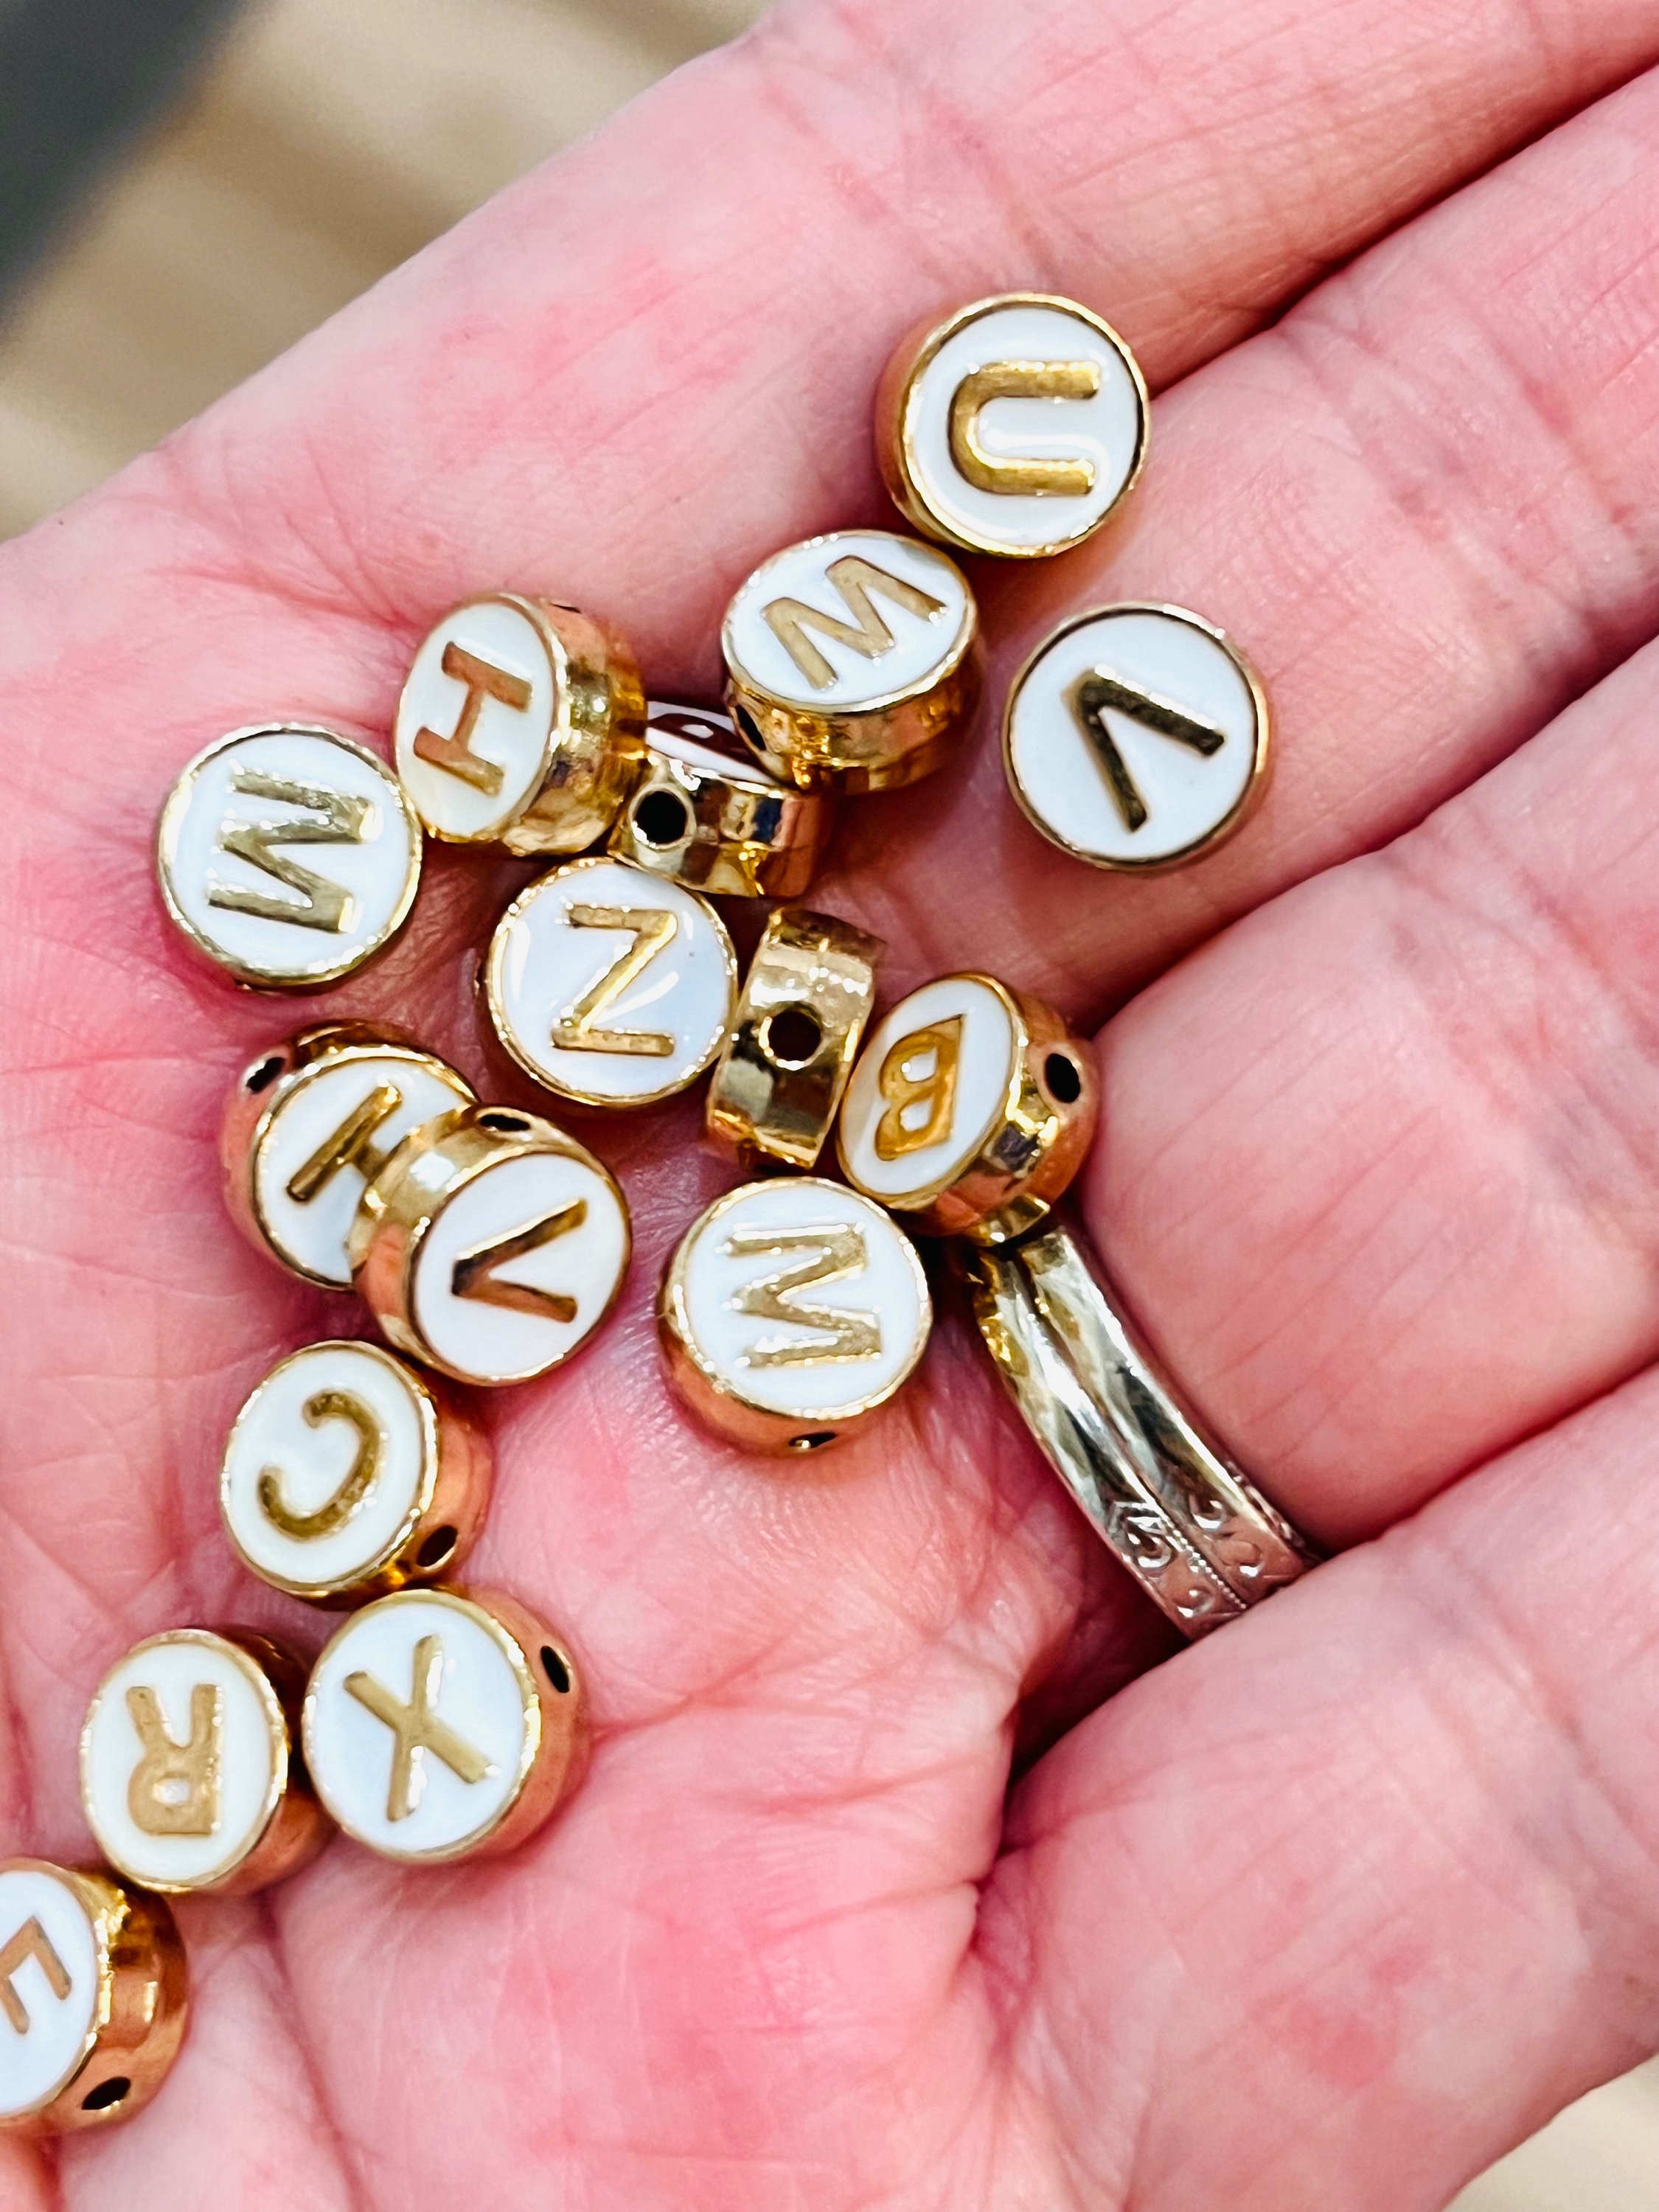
[7,0,1659,2202]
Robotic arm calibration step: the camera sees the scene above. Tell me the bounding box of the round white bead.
[80,1633,283,1893]
[838,975,1019,1208]
[1004,605,1267,868]
[486,856,736,1107]
[667,1178,931,1425]
[303,1592,535,1860]
[722,529,973,714]
[0,1867,99,2118]
[394,597,560,843]
[156,726,420,987]
[220,1341,439,1596]
[896,297,1145,556]
[246,1048,472,1289]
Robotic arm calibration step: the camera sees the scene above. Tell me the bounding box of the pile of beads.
[0,293,1270,2132]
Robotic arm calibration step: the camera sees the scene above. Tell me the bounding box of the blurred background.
[0,1,1652,2202]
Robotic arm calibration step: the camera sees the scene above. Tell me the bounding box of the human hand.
[7,0,1659,2203]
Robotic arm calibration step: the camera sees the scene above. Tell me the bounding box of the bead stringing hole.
[246,1055,285,1093]
[762,1005,823,1069]
[1043,1051,1083,1105]
[540,1646,571,1694]
[416,1526,458,1571]
[633,790,692,848]
[82,2079,130,2112]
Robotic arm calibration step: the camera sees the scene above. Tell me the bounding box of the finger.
[981,1359,1659,2212]
[828,59,1659,1009]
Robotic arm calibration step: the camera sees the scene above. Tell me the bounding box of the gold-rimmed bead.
[705,906,884,1170]
[301,1587,587,1863]
[836,972,1096,1242]
[393,594,644,854]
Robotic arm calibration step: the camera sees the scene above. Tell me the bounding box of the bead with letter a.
[220,1023,475,1289]
[349,1101,631,1385]
[220,1338,492,1603]
[876,293,1149,559]
[79,1630,331,1896]
[302,1587,588,1863]
[721,528,981,793]
[658,1176,932,1453]
[1004,602,1270,870]
[485,855,737,1108]
[156,723,422,988]
[394,594,644,854]
[0,1860,187,2134]
[838,972,1098,1242]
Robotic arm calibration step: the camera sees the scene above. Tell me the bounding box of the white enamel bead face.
[394,597,560,843]
[885,296,1147,557]
[838,975,1018,1208]
[663,1178,931,1443]
[243,1046,473,1288]
[642,700,748,781]
[222,1341,442,1597]
[80,1634,285,1893]
[412,1148,627,1381]
[303,1592,539,1860]
[1004,605,1268,869]
[486,857,737,1107]
[0,1867,100,2119]
[156,726,421,987]
[723,530,973,715]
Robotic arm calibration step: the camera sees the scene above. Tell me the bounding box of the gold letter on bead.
[763,557,946,690]
[552,905,678,1057]
[725,1224,881,1368]
[873,1018,961,1160]
[1069,668,1226,834]
[948,360,1102,497]
[258,1388,383,1542]
[412,642,532,796]
[282,1082,403,1206]
[0,1919,71,2035]
[125,1685,222,1837]
[345,1635,492,1823]
[450,1201,586,1324]
[206,772,370,935]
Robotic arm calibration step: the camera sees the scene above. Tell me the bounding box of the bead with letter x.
[346,1635,492,1823]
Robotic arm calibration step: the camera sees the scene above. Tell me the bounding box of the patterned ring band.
[961,1225,1318,1637]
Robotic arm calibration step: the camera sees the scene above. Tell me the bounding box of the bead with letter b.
[350,1102,630,1385]
[221,1339,491,1602]
[302,1588,587,1863]
[876,292,1148,560]
[156,724,422,989]
[1004,603,1270,870]
[485,855,737,1108]
[80,1630,331,1896]
[221,1023,475,1289]
[658,1177,931,1453]
[607,700,834,898]
[0,1861,187,2134]
[838,973,1097,1241]
[722,529,981,793]
[705,906,884,1170]
[394,594,644,854]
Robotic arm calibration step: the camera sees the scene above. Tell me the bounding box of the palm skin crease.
[16,0,1659,2205]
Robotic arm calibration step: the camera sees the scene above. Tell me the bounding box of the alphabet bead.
[302,1588,586,1863]
[80,1630,330,1896]
[0,1861,186,2134]
[705,907,884,1170]
[876,293,1148,559]
[350,1102,630,1385]
[394,595,644,854]
[220,1339,491,1603]
[484,855,737,1108]
[1004,603,1270,869]
[838,973,1097,1242]
[658,1177,931,1453]
[721,529,981,793]
[221,1024,475,1289]
[606,700,834,898]
[156,725,422,989]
